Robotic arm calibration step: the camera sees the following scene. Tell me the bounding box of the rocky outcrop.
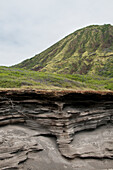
[0,90,113,169]
[0,126,43,170]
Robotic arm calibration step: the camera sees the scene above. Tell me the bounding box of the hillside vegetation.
[0,66,113,90]
[13,24,113,77]
[1,24,113,90]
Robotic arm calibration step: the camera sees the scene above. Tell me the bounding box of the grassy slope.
[13,24,113,77]
[0,66,113,90]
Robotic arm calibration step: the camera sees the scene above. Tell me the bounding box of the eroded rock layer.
[0,90,113,169]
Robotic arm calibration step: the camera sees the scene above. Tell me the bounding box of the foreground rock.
[0,90,113,169]
[0,125,43,170]
[0,125,113,170]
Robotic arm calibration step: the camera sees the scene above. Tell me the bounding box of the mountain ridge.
[13,24,113,77]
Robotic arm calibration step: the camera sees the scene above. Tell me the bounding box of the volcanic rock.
[0,89,113,169]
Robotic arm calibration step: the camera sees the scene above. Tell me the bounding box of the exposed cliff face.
[0,90,113,169]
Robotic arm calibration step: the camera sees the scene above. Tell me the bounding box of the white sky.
[0,0,113,66]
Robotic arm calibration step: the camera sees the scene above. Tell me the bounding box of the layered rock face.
[0,90,113,169]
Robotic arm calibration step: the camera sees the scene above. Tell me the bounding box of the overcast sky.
[0,0,113,66]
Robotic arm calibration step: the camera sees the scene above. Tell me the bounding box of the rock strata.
[0,90,113,169]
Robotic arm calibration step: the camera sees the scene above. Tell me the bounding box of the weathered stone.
[0,89,113,169]
[0,126,43,170]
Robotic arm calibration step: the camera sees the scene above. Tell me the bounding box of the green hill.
[13,24,113,77]
[3,24,113,90]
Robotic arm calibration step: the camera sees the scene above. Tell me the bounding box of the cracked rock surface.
[0,125,43,170]
[0,89,113,169]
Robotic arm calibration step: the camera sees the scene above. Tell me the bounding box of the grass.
[0,66,113,91]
